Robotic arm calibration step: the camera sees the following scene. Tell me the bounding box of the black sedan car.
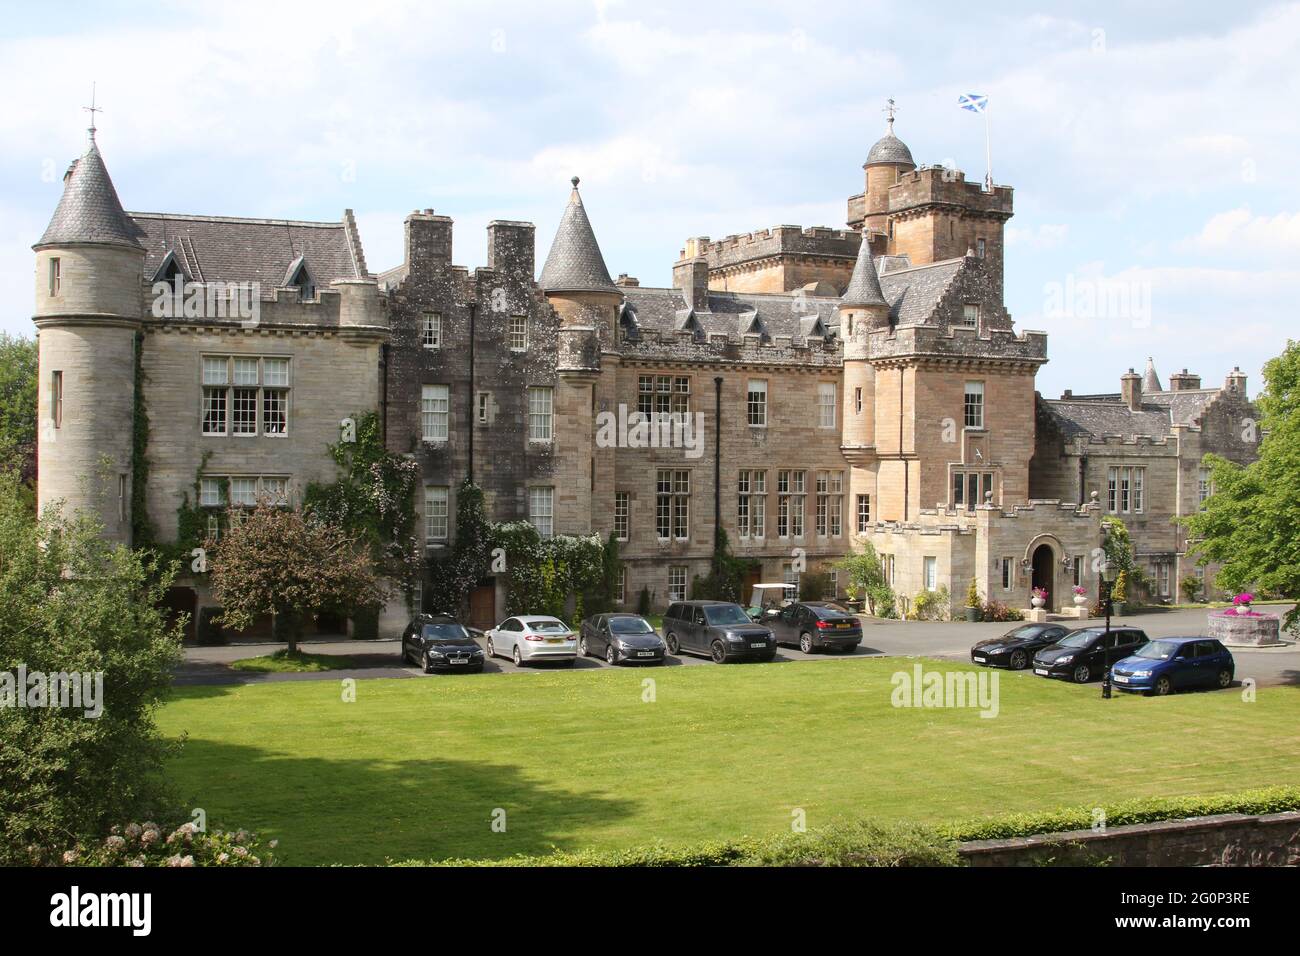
[1032,625,1150,683]
[970,623,1069,670]
[400,614,485,673]
[765,601,862,653]
[579,613,667,665]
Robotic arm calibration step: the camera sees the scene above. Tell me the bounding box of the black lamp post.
[1100,561,1118,699]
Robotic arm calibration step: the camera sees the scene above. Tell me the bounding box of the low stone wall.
[959,812,1300,866]
[1208,611,1282,646]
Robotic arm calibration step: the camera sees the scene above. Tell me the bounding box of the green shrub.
[636,586,652,616]
[46,821,277,868]
[744,818,959,867]
[1179,574,1202,603]
[351,606,380,640]
[980,599,1023,622]
[966,577,981,608]
[800,571,830,602]
[912,585,950,621]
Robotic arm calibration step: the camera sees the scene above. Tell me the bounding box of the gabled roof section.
[35,137,144,251]
[150,249,185,283]
[538,177,617,294]
[1041,399,1172,440]
[877,257,966,326]
[128,211,366,297]
[799,315,828,338]
[738,309,765,338]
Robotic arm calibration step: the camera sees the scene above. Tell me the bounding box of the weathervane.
[883,97,898,134]
[83,82,102,141]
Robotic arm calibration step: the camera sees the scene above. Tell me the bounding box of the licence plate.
[637,651,655,658]
[973,656,986,663]
[449,658,468,665]
[837,622,851,629]
[1113,674,1129,683]
[545,638,565,644]
[1034,668,1049,676]
[750,642,767,649]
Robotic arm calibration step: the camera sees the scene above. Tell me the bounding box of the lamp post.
[1100,561,1118,699]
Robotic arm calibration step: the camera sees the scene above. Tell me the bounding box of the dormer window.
[962,304,980,327]
[151,250,184,284]
[284,256,314,302]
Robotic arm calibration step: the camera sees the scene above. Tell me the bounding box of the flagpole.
[984,101,992,190]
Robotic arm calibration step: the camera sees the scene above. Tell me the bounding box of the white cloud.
[1178,207,1300,258]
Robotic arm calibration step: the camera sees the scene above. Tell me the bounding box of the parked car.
[401,613,485,673]
[1111,637,1235,695]
[579,613,667,665]
[766,601,862,653]
[971,623,1070,670]
[1033,625,1150,683]
[662,600,776,663]
[484,615,578,666]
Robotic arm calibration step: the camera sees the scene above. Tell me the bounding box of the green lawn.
[158,658,1300,865]
[229,649,359,673]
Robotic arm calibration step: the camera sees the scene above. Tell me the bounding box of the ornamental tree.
[1184,339,1300,636]
[208,503,388,653]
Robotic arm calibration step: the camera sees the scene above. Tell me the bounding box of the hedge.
[397,785,1300,867]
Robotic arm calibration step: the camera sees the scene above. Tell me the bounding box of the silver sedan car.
[484,615,578,666]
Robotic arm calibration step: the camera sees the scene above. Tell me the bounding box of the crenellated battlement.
[679,225,862,271]
[864,323,1046,366]
[888,167,1014,218]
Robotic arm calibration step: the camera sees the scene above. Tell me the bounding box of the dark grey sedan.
[765,601,862,653]
[579,613,667,665]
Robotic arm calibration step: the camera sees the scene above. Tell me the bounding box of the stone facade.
[34,113,1262,634]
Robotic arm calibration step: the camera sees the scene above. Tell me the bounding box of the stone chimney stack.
[1224,366,1248,395]
[673,256,710,312]
[1120,368,1142,411]
[1168,368,1202,391]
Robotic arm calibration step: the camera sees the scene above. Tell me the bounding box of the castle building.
[32,112,1259,634]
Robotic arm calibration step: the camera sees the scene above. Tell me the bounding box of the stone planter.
[1031,597,1045,609]
[1073,595,1088,607]
[1208,610,1283,647]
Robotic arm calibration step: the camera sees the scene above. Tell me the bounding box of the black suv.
[663,601,776,663]
[1033,625,1149,683]
[766,601,862,654]
[401,613,485,673]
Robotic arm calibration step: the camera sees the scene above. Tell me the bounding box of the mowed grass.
[158,658,1300,865]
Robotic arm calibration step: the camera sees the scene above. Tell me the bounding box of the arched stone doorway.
[1031,543,1056,611]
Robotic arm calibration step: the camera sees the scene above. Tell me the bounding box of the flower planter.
[965,606,981,622]
[1111,602,1126,617]
[1030,597,1045,609]
[1208,609,1283,647]
[1073,595,1088,607]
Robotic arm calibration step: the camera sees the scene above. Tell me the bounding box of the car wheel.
[1217,669,1232,689]
[1009,649,1028,670]
[1154,675,1172,696]
[710,641,727,664]
[1071,663,1091,684]
[666,633,679,655]
[579,636,589,657]
[512,644,523,667]
[606,644,617,665]
[485,636,496,659]
[799,632,814,654]
[422,650,433,674]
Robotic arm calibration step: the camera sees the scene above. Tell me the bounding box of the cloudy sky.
[2,0,1296,398]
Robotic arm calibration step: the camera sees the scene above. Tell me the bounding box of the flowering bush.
[980,600,1024,622]
[33,822,277,867]
[1233,592,1255,607]
[1072,585,1087,596]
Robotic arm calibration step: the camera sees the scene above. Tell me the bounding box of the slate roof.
[866,131,915,167]
[878,258,965,326]
[35,138,144,251]
[621,287,841,342]
[538,178,617,294]
[841,238,887,308]
[1143,389,1217,426]
[1041,400,1173,440]
[127,211,367,296]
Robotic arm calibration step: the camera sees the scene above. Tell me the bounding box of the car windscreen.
[810,603,852,617]
[423,623,469,641]
[530,620,569,633]
[1058,631,1097,648]
[704,605,752,626]
[1134,640,1177,660]
[1004,625,1042,639]
[610,617,655,634]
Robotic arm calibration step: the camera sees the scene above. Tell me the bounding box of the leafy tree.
[208,503,388,653]
[834,542,896,617]
[0,468,183,863]
[690,529,755,603]
[1184,339,1300,635]
[0,333,37,482]
[425,479,496,616]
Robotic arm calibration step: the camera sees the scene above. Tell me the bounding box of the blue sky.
[2,0,1296,398]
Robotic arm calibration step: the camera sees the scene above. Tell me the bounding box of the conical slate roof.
[1143,357,1163,393]
[841,237,887,308]
[538,177,617,294]
[34,136,143,251]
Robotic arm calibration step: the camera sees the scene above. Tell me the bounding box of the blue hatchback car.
[1110,636,1235,696]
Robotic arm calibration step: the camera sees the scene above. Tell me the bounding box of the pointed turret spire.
[841,237,887,309]
[34,137,142,251]
[1143,356,1163,393]
[538,176,617,294]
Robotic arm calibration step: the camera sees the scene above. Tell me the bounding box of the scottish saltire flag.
[958,93,988,113]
